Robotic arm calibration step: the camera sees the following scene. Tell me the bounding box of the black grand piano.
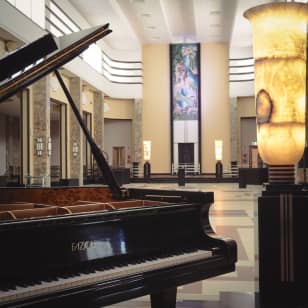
[0,25,237,307]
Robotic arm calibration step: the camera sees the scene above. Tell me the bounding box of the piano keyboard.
[0,249,212,305]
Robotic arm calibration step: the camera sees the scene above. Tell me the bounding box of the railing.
[229,57,254,83]
[45,0,142,85]
[171,163,201,175]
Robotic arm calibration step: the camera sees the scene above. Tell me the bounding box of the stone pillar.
[93,91,104,174]
[32,77,51,186]
[133,99,143,163]
[230,97,238,162]
[69,77,83,185]
[0,40,5,57]
[93,91,104,150]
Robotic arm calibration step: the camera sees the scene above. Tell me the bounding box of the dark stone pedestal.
[258,184,308,307]
[178,167,185,186]
[215,161,223,180]
[111,168,130,185]
[238,167,268,188]
[144,161,151,180]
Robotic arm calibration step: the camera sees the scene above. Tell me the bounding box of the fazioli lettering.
[71,240,96,252]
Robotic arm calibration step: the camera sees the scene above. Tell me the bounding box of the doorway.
[178,143,194,164]
[240,117,257,166]
[112,147,126,168]
[0,94,22,185]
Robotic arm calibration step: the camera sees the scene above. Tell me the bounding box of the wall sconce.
[47,137,52,156]
[36,137,44,156]
[72,142,79,157]
[215,140,223,180]
[143,140,151,179]
[244,2,307,184]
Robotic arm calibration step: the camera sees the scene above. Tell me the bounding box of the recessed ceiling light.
[141,13,151,17]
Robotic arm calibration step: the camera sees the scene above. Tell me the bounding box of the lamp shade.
[143,140,151,161]
[215,140,223,161]
[244,3,308,165]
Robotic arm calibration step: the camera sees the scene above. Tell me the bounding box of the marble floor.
[105,182,262,308]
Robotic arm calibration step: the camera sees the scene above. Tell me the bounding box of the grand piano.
[0,25,237,307]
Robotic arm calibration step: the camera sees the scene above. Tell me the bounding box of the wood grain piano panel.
[0,186,113,206]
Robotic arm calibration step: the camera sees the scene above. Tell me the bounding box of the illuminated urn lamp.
[244,2,308,184]
[215,140,223,180]
[143,140,151,179]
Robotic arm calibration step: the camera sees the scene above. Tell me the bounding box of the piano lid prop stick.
[54,69,125,200]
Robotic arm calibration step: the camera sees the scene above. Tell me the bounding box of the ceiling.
[67,0,285,56]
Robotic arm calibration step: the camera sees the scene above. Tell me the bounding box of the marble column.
[32,76,51,186]
[133,99,143,163]
[230,97,238,162]
[93,91,105,174]
[0,40,5,57]
[93,91,104,150]
[69,76,83,185]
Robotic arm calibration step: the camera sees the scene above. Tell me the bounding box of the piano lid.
[0,23,125,199]
[0,24,111,103]
[0,33,58,83]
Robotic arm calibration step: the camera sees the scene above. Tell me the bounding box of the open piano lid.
[0,24,129,199]
[0,24,111,103]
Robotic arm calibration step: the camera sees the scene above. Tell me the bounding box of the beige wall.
[142,44,170,173]
[104,98,134,120]
[50,74,69,103]
[81,88,94,114]
[201,43,230,173]
[237,96,255,118]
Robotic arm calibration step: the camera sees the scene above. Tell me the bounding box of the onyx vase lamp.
[244,2,308,307]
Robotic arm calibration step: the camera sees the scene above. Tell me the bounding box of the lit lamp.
[215,140,223,180]
[47,137,52,156]
[72,142,79,158]
[36,137,44,156]
[143,140,151,179]
[244,4,308,307]
[244,2,307,184]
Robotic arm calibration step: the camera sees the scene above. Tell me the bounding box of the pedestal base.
[144,161,151,180]
[178,167,185,186]
[215,161,223,180]
[258,188,308,307]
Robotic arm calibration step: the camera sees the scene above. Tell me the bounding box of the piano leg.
[150,287,177,308]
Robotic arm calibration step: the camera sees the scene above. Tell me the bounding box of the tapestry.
[171,44,200,120]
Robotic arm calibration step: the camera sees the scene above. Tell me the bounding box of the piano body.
[0,26,237,307]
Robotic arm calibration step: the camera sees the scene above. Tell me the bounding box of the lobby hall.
[0,1,307,308]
